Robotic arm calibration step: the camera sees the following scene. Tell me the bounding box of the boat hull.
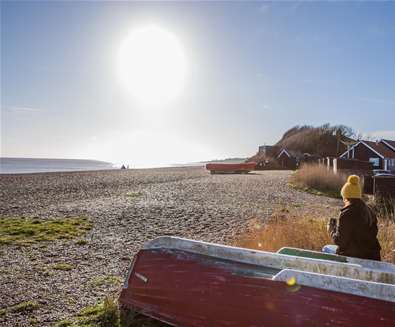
[119,248,395,327]
[206,162,256,174]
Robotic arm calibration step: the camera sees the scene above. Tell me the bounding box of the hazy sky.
[2,1,395,167]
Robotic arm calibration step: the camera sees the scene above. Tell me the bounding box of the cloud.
[258,3,271,14]
[262,104,271,111]
[365,130,395,140]
[3,106,41,113]
[355,96,395,106]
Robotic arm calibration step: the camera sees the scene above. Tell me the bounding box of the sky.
[1,1,395,167]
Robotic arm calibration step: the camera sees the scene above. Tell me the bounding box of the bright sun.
[117,25,187,105]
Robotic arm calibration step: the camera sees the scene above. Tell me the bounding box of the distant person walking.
[323,175,381,261]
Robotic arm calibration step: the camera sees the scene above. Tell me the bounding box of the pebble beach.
[0,167,341,326]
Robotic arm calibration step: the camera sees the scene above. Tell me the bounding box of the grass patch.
[0,300,39,318]
[29,317,39,326]
[235,206,395,264]
[75,239,88,246]
[125,191,143,198]
[11,300,39,313]
[290,164,346,199]
[51,263,74,271]
[55,297,120,327]
[0,217,92,246]
[90,275,123,288]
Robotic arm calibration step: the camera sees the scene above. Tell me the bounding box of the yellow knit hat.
[341,175,362,199]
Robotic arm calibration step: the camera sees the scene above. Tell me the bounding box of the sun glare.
[117,25,187,105]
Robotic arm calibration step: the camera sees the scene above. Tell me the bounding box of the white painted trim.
[339,141,385,159]
[381,139,395,152]
[144,237,395,285]
[273,269,395,303]
[277,247,395,273]
[339,141,361,158]
[277,149,291,159]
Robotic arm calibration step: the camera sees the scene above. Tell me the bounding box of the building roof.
[381,139,395,152]
[340,140,395,159]
[364,140,395,158]
[277,148,304,159]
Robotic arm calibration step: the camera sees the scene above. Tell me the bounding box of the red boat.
[206,162,256,174]
[119,237,395,327]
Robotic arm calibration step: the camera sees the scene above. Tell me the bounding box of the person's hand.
[327,218,336,233]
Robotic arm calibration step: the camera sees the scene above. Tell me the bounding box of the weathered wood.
[374,176,395,202]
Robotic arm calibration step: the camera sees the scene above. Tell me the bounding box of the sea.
[0,157,115,174]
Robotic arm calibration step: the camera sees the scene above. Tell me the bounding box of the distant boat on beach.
[0,157,115,174]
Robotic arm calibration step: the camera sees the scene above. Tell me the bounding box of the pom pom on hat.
[347,175,360,185]
[341,175,362,199]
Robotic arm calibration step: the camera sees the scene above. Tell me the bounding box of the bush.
[291,164,346,198]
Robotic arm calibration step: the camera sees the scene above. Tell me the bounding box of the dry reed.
[291,164,347,197]
[236,207,395,264]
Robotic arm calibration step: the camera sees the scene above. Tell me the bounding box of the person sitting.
[323,175,381,261]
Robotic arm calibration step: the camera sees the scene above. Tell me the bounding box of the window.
[369,158,380,167]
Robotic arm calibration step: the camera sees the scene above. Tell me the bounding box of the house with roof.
[277,149,322,169]
[339,140,395,171]
[381,139,395,153]
[276,149,302,169]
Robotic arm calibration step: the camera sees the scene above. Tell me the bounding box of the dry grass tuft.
[376,200,395,263]
[291,164,346,198]
[236,207,395,264]
[236,213,331,253]
[51,263,74,271]
[378,220,395,263]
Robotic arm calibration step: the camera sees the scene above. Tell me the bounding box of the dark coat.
[330,200,381,261]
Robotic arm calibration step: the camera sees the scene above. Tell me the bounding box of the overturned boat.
[119,237,395,327]
[206,162,256,174]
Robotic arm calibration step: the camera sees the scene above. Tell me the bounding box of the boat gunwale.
[144,236,395,285]
[273,268,395,303]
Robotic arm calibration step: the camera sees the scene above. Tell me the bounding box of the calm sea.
[0,158,115,174]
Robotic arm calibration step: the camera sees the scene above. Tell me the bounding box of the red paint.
[119,249,395,327]
[206,162,256,173]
